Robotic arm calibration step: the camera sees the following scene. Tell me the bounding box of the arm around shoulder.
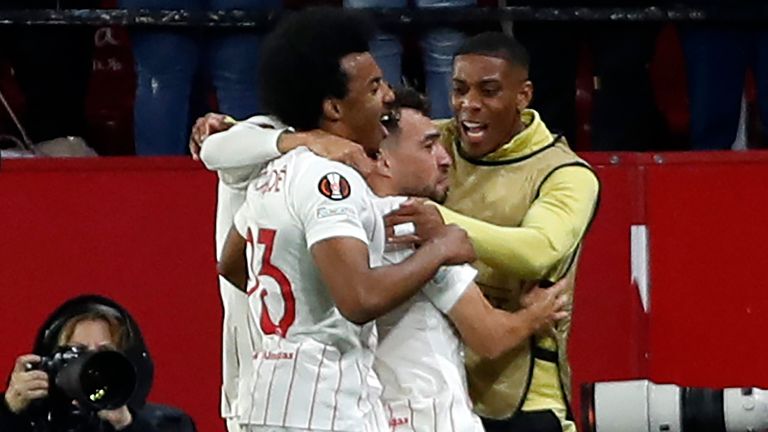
[437,165,600,279]
[200,118,287,171]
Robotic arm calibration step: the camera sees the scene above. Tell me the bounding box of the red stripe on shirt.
[306,345,327,429]
[281,343,302,426]
[261,352,279,423]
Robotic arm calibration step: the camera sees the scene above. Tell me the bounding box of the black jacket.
[0,295,160,432]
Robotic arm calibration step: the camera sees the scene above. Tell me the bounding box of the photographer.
[0,295,160,432]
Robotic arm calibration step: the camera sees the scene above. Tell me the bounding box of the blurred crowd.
[0,0,766,156]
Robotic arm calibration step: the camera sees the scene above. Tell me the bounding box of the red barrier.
[0,158,221,431]
[2,152,767,431]
[645,152,768,388]
[569,153,651,422]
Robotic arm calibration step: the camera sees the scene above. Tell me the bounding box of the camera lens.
[56,350,137,411]
[582,380,768,432]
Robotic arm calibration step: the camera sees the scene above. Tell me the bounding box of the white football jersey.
[373,201,484,432]
[233,148,393,432]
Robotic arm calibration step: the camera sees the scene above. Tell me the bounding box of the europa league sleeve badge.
[318,172,351,201]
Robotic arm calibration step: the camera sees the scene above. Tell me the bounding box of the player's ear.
[517,80,533,111]
[322,98,343,121]
[375,150,394,178]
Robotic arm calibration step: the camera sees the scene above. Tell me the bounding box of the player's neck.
[366,175,398,198]
[319,121,356,144]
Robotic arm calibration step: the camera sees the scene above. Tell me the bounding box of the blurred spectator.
[83,21,138,156]
[0,137,99,159]
[681,23,768,150]
[0,0,99,145]
[509,2,670,151]
[120,0,281,156]
[344,0,475,119]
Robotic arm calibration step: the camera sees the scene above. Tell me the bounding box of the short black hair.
[455,32,530,71]
[393,86,431,117]
[380,87,432,148]
[380,87,431,137]
[259,7,375,130]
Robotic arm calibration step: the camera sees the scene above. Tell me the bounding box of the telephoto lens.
[55,350,136,411]
[34,346,137,411]
[582,380,768,432]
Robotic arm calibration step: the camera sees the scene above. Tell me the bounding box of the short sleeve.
[292,159,371,249]
[422,264,478,314]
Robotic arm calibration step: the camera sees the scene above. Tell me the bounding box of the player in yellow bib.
[385,32,600,432]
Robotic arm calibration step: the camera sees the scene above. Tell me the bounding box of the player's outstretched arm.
[218,225,248,291]
[447,280,569,359]
[278,130,376,178]
[311,225,476,325]
[389,167,600,279]
[200,117,287,171]
[198,116,374,179]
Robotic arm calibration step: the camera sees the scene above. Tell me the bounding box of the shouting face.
[334,52,396,156]
[451,53,532,158]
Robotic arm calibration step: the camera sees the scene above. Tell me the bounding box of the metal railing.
[0,5,767,29]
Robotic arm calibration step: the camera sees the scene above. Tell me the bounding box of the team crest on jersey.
[318,172,351,201]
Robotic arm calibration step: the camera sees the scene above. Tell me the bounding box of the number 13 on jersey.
[246,228,296,337]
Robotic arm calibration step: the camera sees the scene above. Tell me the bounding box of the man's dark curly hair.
[259,7,376,131]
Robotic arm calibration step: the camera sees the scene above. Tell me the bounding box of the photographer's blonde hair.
[56,309,128,350]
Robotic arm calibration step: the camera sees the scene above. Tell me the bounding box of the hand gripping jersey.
[373,201,484,432]
[233,148,389,432]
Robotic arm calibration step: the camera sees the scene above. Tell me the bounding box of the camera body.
[34,346,85,379]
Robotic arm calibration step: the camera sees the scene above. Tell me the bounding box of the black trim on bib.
[531,345,559,363]
[455,134,564,167]
[534,162,602,284]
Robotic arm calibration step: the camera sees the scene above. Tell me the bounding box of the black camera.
[30,346,137,412]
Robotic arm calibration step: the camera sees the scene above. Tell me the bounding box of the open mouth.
[380,109,400,138]
[460,120,488,142]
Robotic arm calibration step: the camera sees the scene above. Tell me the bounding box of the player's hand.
[281,129,376,179]
[430,224,476,265]
[98,405,133,430]
[521,280,570,335]
[189,113,236,160]
[5,354,49,414]
[384,198,446,246]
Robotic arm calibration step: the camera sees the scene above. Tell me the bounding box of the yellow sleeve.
[437,166,600,280]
